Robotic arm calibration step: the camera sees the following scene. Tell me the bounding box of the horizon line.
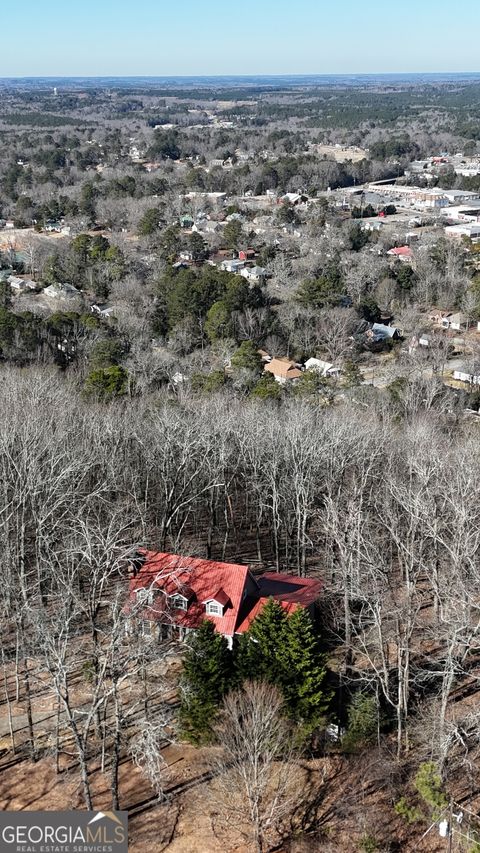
[1,71,480,80]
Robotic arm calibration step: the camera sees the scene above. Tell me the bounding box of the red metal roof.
[235,574,323,633]
[387,246,412,257]
[257,572,323,605]
[128,552,323,638]
[205,587,231,606]
[235,597,299,633]
[129,551,250,636]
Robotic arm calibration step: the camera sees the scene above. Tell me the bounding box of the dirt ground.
[313,145,369,163]
[0,745,451,852]
[0,643,468,852]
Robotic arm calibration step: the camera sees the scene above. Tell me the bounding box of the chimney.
[128,549,146,578]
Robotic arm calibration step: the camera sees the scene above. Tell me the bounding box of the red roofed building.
[127,550,323,647]
[386,245,413,260]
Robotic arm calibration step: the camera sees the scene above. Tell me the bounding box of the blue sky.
[1,0,480,77]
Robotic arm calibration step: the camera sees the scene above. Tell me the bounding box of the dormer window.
[204,588,230,617]
[205,601,223,617]
[136,587,153,606]
[170,594,188,611]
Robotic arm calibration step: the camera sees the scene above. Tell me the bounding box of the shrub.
[342,692,378,752]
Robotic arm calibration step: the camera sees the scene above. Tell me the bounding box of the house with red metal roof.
[127,550,322,648]
[386,245,413,260]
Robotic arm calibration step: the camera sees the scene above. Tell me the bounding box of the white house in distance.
[43,282,80,299]
[445,223,480,242]
[91,303,116,319]
[453,363,480,386]
[447,312,470,331]
[240,265,267,283]
[8,275,36,292]
[441,203,480,222]
[430,311,470,332]
[220,258,245,274]
[305,357,341,378]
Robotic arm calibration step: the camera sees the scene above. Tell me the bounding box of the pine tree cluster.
[179,599,328,744]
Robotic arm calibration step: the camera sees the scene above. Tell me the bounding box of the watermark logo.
[0,810,128,852]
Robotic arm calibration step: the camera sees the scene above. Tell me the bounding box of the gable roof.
[129,550,251,636]
[264,357,303,380]
[129,552,323,638]
[204,587,231,606]
[236,597,298,633]
[371,323,399,339]
[387,246,412,258]
[235,573,323,633]
[449,312,469,325]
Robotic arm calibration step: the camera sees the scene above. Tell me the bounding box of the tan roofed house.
[264,357,303,384]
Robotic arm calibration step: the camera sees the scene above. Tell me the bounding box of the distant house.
[179,215,194,229]
[445,223,480,241]
[453,363,480,386]
[220,258,245,274]
[43,282,80,299]
[264,357,303,384]
[126,550,323,648]
[193,220,221,235]
[429,308,452,326]
[240,265,267,283]
[447,312,470,332]
[387,246,413,261]
[238,248,256,262]
[91,303,115,318]
[8,275,36,292]
[304,357,341,377]
[430,310,469,331]
[368,323,401,341]
[280,192,307,206]
[409,333,434,354]
[44,220,62,232]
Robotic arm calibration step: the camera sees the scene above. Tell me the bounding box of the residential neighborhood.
[3,59,480,853]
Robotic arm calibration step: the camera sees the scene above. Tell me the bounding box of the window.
[171,594,188,611]
[206,601,223,616]
[136,588,153,606]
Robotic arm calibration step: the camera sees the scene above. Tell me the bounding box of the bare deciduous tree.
[209,681,301,853]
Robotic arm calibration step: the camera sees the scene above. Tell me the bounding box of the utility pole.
[447,799,454,853]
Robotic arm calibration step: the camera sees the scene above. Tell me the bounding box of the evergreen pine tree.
[280,607,328,736]
[236,598,288,685]
[342,691,379,752]
[179,620,233,744]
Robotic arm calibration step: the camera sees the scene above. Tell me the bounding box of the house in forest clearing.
[453,362,480,386]
[264,357,303,384]
[43,282,80,299]
[386,245,413,261]
[240,265,267,283]
[126,551,323,648]
[445,312,470,332]
[304,357,341,378]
